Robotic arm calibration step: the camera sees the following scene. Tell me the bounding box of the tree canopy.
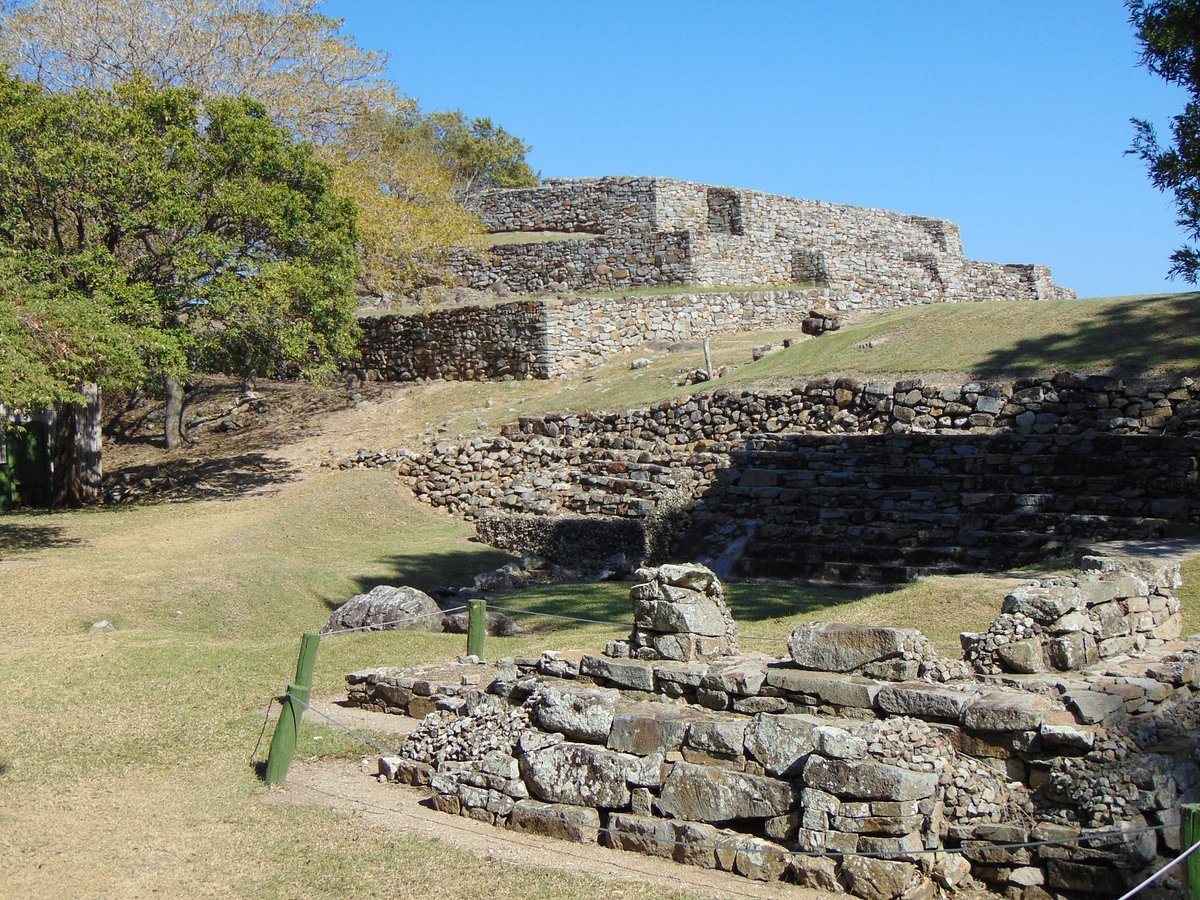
[0,0,539,301]
[0,72,360,443]
[1129,0,1200,280]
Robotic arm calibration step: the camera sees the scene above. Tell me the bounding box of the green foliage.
[420,109,540,195]
[1129,0,1200,281]
[0,72,361,408]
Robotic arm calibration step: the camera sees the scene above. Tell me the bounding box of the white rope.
[1114,835,1200,900]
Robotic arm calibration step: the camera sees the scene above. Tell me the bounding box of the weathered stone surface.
[876,683,975,720]
[520,741,641,808]
[788,854,841,892]
[803,756,937,802]
[961,692,1052,732]
[579,654,654,691]
[657,761,794,822]
[1064,690,1126,725]
[529,683,618,742]
[508,800,600,843]
[1046,859,1112,893]
[1001,584,1087,623]
[604,813,676,859]
[996,638,1047,674]
[744,713,822,776]
[813,725,868,760]
[607,704,693,755]
[1039,722,1096,752]
[686,719,748,757]
[322,585,443,633]
[788,623,914,672]
[838,855,918,900]
[701,659,768,695]
[764,666,879,708]
[734,837,789,881]
[635,598,727,636]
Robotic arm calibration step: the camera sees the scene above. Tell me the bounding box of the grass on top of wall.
[573,281,818,299]
[729,292,1200,383]
[486,230,601,246]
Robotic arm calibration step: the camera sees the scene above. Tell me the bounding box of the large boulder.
[322,585,443,634]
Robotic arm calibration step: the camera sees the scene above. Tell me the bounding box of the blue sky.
[325,0,1189,298]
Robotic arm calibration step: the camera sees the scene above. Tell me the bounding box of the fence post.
[467,598,486,659]
[1186,803,1200,900]
[263,631,321,785]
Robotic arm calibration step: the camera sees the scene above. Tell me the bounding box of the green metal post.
[1186,803,1200,900]
[263,632,321,785]
[467,598,486,660]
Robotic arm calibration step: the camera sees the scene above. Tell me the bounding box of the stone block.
[764,665,879,708]
[1064,690,1126,725]
[1046,859,1111,894]
[744,712,822,776]
[734,837,789,881]
[656,761,794,822]
[700,659,767,695]
[814,725,869,759]
[604,813,676,859]
[803,756,937,802]
[607,704,693,755]
[1002,584,1086,622]
[788,854,841,892]
[579,654,654,691]
[876,682,976,720]
[520,741,643,808]
[529,683,619,742]
[788,622,915,672]
[686,719,748,757]
[839,855,919,900]
[996,638,1047,674]
[961,692,1052,732]
[634,597,727,636]
[829,813,924,835]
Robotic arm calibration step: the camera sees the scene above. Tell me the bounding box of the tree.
[0,73,361,447]
[1129,0,1200,280]
[0,0,540,300]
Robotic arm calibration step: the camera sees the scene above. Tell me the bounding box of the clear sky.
[324,0,1190,299]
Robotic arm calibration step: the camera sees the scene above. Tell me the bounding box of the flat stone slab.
[961,691,1053,732]
[579,654,655,691]
[788,623,916,673]
[875,682,977,720]
[764,665,879,709]
[508,800,600,843]
[803,756,937,802]
[657,761,795,822]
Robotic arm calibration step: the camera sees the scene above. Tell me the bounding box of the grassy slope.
[7,292,1200,896]
[735,292,1200,382]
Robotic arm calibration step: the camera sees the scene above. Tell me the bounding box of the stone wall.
[358,372,1200,579]
[454,177,1074,311]
[355,288,824,381]
[348,556,1199,899]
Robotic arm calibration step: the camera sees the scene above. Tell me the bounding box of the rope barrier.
[487,605,632,629]
[292,696,404,759]
[1114,835,1200,900]
[320,605,467,637]
[250,695,277,763]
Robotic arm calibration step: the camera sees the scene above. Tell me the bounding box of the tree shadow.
[345,548,518,602]
[975,293,1200,379]
[104,452,299,503]
[0,519,82,555]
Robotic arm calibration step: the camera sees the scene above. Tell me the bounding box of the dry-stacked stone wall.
[350,557,1200,898]
[355,288,823,382]
[354,373,1200,579]
[452,177,1073,310]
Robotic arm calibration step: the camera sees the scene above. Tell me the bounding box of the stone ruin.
[345,551,1200,899]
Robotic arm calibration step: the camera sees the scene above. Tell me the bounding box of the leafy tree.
[0,0,540,300]
[417,110,540,198]
[1129,0,1200,280]
[0,73,360,446]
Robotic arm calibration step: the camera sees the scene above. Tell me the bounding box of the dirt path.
[269,756,827,900]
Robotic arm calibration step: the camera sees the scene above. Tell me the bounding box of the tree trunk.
[72,382,102,504]
[164,374,186,449]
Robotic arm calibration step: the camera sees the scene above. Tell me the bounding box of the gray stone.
[607,704,693,755]
[1001,584,1086,622]
[996,637,1047,674]
[813,725,868,760]
[962,692,1052,732]
[788,854,841,892]
[1064,690,1126,725]
[529,683,619,742]
[744,713,822,776]
[656,761,794,822]
[520,741,642,808]
[803,756,937,801]
[788,623,914,672]
[876,682,975,720]
[579,654,654,691]
[1039,722,1096,752]
[322,584,443,633]
[686,719,748,757]
[508,800,600,843]
[635,597,727,636]
[604,813,676,859]
[838,855,918,900]
[764,666,880,709]
[701,659,767,695]
[734,837,789,881]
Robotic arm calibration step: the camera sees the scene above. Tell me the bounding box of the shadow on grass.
[0,519,82,555]
[976,292,1200,378]
[105,452,299,503]
[345,548,517,603]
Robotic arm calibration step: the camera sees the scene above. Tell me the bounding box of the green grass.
[733,292,1200,382]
